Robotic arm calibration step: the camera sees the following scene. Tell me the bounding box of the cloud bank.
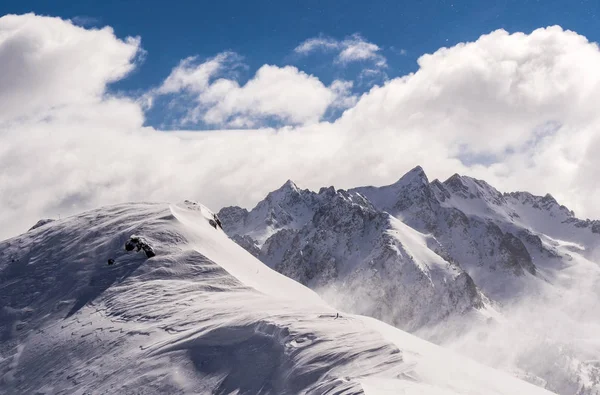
[1,14,600,241]
[0,13,141,125]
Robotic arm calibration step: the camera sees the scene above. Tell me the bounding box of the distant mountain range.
[219,166,600,395]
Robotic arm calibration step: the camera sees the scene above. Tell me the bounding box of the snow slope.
[219,166,600,394]
[219,180,486,333]
[0,202,554,394]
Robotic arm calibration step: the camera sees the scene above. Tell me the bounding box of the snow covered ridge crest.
[0,201,554,394]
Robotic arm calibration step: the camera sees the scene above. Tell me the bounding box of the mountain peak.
[408,165,426,177]
[318,186,336,197]
[393,165,429,187]
[443,173,506,206]
[281,179,298,190]
[267,179,300,199]
[443,173,464,188]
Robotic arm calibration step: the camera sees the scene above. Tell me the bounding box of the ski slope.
[0,202,555,394]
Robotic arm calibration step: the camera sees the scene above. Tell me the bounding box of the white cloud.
[0,13,141,126]
[329,80,357,109]
[156,52,240,95]
[294,33,387,67]
[338,35,385,66]
[2,16,600,242]
[153,57,356,127]
[294,37,339,54]
[341,26,600,154]
[199,65,343,126]
[358,68,388,87]
[331,26,600,215]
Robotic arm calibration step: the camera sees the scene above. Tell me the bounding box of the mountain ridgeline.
[0,202,556,395]
[218,166,600,331]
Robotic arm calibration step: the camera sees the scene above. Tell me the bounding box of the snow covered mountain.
[218,175,487,333]
[218,166,600,395]
[0,201,555,394]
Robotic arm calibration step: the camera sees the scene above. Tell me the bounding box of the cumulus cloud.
[331,26,600,213]
[155,52,240,95]
[295,33,387,67]
[198,65,350,126]
[151,54,355,127]
[338,38,385,66]
[0,13,141,126]
[2,15,600,242]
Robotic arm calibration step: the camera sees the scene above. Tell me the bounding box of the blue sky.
[2,0,599,129]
